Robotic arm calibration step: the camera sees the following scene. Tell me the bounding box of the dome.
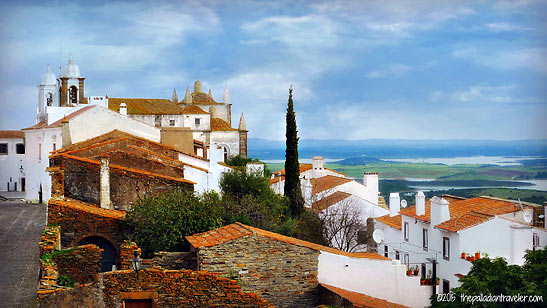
[40,64,57,85]
[62,55,80,78]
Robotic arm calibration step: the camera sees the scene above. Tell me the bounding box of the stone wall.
[47,198,125,251]
[54,244,102,285]
[152,251,197,270]
[198,233,320,308]
[39,268,273,308]
[39,225,61,256]
[51,156,192,210]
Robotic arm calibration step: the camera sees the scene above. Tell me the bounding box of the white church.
[0,56,248,203]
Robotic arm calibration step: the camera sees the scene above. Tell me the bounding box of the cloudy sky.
[0,0,546,140]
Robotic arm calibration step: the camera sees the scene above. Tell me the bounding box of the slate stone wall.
[198,233,320,308]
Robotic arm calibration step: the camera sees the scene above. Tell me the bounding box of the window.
[223,146,228,161]
[16,143,25,154]
[0,143,7,155]
[403,253,409,267]
[443,279,450,293]
[443,237,450,260]
[169,119,175,126]
[69,86,78,105]
[384,245,388,258]
[154,115,161,128]
[195,118,201,126]
[423,228,428,251]
[395,250,400,260]
[38,143,42,160]
[404,222,409,241]
[533,233,540,248]
[52,143,56,151]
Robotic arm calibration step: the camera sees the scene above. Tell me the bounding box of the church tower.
[58,55,85,106]
[37,64,58,123]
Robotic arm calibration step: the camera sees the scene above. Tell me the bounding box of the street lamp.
[130,250,142,279]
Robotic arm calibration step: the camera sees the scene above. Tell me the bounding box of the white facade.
[318,251,436,308]
[376,193,547,291]
[0,134,26,193]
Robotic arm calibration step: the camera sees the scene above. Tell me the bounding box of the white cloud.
[430,84,524,104]
[485,22,534,32]
[366,64,415,79]
[452,47,547,73]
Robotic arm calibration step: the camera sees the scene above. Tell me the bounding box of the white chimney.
[430,196,450,226]
[312,156,325,178]
[389,193,400,217]
[301,177,312,207]
[119,103,127,116]
[363,172,379,204]
[416,191,425,216]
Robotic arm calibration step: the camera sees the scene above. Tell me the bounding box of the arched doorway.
[78,236,117,272]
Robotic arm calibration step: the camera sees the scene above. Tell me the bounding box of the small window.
[384,245,388,258]
[423,228,428,251]
[46,93,53,106]
[169,119,175,126]
[69,86,78,105]
[395,250,400,260]
[195,118,201,126]
[38,143,42,160]
[533,233,540,248]
[0,143,7,155]
[403,253,409,267]
[52,143,56,151]
[443,237,450,260]
[443,279,450,293]
[16,143,25,154]
[404,222,409,241]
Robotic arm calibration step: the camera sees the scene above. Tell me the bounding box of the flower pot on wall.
[461,253,466,259]
[475,252,480,259]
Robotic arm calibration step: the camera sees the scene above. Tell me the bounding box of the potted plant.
[413,265,419,276]
[466,255,471,261]
[420,273,425,285]
[475,251,480,259]
[406,266,413,276]
[461,252,466,259]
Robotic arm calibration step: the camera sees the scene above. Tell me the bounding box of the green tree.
[284,86,305,217]
[124,189,223,258]
[431,248,547,308]
[225,155,271,177]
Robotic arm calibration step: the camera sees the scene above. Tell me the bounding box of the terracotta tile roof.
[126,145,208,172]
[61,153,196,185]
[455,273,466,279]
[108,98,183,115]
[187,223,390,260]
[273,163,346,177]
[377,196,531,232]
[179,92,223,105]
[320,283,410,308]
[210,118,237,131]
[312,191,352,213]
[23,106,96,130]
[0,130,24,138]
[269,175,284,184]
[311,175,353,194]
[49,197,125,220]
[375,214,402,230]
[181,105,208,114]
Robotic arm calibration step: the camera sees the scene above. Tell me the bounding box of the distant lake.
[263,158,341,164]
[381,156,542,166]
[407,179,547,192]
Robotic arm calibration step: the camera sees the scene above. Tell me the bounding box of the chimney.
[208,89,213,97]
[100,157,112,210]
[194,80,202,93]
[416,191,425,216]
[312,156,325,178]
[389,193,400,217]
[363,172,379,203]
[61,117,72,148]
[430,196,450,226]
[119,103,127,116]
[209,107,218,118]
[301,177,312,206]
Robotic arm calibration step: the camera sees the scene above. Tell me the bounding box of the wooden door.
[124,299,153,308]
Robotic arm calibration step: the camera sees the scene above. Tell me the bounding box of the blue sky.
[0,0,545,140]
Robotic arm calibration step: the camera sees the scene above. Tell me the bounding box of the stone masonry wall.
[198,233,320,308]
[152,251,197,270]
[47,199,125,251]
[54,244,102,285]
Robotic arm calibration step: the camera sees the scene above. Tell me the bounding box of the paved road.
[0,202,46,308]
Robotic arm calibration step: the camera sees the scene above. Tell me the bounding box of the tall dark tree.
[284,87,305,217]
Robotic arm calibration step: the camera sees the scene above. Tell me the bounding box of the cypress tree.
[284,86,305,217]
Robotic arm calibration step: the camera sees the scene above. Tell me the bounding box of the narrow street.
[0,201,47,308]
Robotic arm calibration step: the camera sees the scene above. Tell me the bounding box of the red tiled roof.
[312,191,352,213]
[320,283,410,308]
[376,196,530,232]
[49,197,125,220]
[23,106,95,130]
[186,222,390,260]
[179,92,223,105]
[181,105,208,114]
[0,130,24,138]
[311,175,353,194]
[210,118,237,131]
[375,214,402,230]
[108,98,183,115]
[273,163,346,177]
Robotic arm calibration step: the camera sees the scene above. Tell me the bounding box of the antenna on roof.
[372,229,384,244]
[401,199,408,208]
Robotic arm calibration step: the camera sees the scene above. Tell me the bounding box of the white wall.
[318,251,436,308]
[210,131,240,157]
[0,137,26,192]
[183,166,208,193]
[183,114,211,131]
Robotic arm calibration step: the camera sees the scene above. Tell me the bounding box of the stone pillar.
[61,118,72,148]
[100,157,112,210]
[239,131,247,158]
[120,241,141,270]
[78,78,85,104]
[60,78,68,106]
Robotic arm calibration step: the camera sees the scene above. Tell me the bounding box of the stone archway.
[78,236,118,272]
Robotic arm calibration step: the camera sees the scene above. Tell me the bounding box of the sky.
[0,0,546,141]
